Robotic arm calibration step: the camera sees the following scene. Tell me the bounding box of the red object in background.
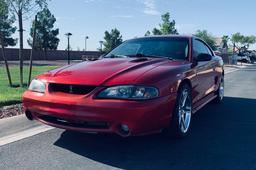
[23,36,224,137]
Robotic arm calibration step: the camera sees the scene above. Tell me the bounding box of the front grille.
[38,114,109,129]
[48,83,96,95]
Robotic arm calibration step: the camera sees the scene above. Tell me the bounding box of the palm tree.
[221,35,229,49]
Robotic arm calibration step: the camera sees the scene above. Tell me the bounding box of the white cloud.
[111,15,134,18]
[84,0,96,3]
[84,0,159,16]
[142,0,159,16]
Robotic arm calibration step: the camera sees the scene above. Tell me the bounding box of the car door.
[192,39,215,103]
[203,42,219,94]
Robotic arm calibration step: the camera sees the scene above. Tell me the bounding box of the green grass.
[0,65,58,107]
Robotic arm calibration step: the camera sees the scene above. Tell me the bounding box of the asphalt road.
[1,65,256,170]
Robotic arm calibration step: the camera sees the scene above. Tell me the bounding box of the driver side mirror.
[196,53,212,62]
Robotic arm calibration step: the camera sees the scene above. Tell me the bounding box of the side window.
[193,39,212,58]
[205,46,213,56]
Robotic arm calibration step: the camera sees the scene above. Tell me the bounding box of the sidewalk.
[0,114,53,146]
[224,62,252,74]
[225,62,254,68]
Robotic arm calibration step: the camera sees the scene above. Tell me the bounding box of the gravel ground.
[0,104,24,119]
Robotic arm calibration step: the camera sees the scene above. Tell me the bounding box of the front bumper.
[23,90,176,137]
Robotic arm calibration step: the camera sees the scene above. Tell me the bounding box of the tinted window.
[205,46,213,56]
[193,39,213,57]
[106,38,189,60]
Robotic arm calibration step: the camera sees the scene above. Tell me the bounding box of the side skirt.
[192,93,217,114]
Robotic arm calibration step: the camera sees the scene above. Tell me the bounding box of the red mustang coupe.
[23,35,224,137]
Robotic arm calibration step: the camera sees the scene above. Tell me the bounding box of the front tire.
[169,83,192,138]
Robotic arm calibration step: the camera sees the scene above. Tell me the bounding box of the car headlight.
[28,79,46,93]
[97,85,159,100]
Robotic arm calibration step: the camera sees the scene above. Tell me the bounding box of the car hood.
[38,58,173,86]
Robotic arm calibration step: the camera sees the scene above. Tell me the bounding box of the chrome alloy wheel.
[178,88,192,134]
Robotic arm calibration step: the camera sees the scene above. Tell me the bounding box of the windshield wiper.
[134,53,174,60]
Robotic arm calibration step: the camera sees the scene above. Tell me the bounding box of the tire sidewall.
[170,83,192,138]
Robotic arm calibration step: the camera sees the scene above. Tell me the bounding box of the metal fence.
[0,48,102,61]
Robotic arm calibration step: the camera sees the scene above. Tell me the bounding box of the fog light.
[119,124,130,136]
[121,124,129,132]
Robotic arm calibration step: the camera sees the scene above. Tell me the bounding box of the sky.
[13,0,256,51]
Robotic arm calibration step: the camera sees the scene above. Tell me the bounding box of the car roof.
[131,35,193,40]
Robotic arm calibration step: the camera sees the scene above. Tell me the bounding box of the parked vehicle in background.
[236,52,251,63]
[247,50,256,63]
[214,50,221,56]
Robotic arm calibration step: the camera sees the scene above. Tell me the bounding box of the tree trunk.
[1,41,12,87]
[18,9,24,87]
[28,15,37,86]
[233,43,236,54]
[44,48,47,60]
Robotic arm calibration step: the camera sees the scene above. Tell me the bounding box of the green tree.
[152,28,162,35]
[103,28,123,52]
[0,0,16,46]
[28,7,59,59]
[159,12,178,35]
[0,0,16,86]
[194,30,217,50]
[146,12,178,36]
[231,33,243,48]
[6,0,48,87]
[240,35,256,48]
[231,33,256,53]
[144,30,151,36]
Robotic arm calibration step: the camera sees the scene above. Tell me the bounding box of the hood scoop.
[130,57,149,62]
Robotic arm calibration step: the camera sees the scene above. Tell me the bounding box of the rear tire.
[214,75,224,103]
[168,83,192,138]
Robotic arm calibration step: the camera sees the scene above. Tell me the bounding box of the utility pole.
[85,36,89,51]
[99,41,103,52]
[18,9,24,87]
[65,33,72,65]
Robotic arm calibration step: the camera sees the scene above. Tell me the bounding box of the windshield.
[105,37,189,60]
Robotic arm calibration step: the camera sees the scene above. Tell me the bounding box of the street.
[1,65,256,170]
